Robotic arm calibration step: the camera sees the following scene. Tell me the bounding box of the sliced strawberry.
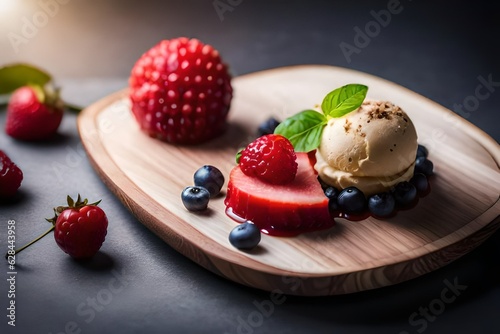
[225,152,334,236]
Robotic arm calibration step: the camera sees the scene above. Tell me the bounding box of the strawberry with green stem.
[5,85,64,140]
[0,63,83,140]
[6,194,108,260]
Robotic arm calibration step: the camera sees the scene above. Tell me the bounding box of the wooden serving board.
[78,65,500,296]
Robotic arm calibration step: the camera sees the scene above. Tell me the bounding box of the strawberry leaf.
[0,63,52,95]
[321,84,368,118]
[274,110,327,152]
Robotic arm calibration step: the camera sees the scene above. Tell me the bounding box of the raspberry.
[129,37,233,144]
[54,203,108,259]
[0,150,23,199]
[239,134,298,184]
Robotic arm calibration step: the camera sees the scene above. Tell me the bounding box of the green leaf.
[274,110,327,152]
[235,148,243,164]
[0,63,52,95]
[321,83,368,118]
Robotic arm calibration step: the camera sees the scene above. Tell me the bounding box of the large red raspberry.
[239,134,298,184]
[129,37,233,144]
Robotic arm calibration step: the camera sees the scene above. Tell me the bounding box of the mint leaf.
[321,84,368,118]
[274,110,327,152]
[235,148,243,164]
[0,63,52,95]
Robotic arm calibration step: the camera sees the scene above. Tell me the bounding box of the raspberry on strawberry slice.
[0,150,23,199]
[225,153,334,236]
[239,134,298,184]
[129,37,233,144]
[5,85,64,141]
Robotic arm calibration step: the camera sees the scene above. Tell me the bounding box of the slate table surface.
[0,1,499,333]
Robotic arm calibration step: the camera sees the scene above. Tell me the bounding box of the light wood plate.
[78,65,500,296]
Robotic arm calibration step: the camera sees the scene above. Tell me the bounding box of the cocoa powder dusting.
[364,100,404,121]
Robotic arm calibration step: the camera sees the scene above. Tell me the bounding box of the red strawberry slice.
[225,152,335,236]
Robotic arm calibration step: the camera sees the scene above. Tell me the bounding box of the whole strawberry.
[5,85,64,141]
[239,134,298,184]
[49,195,108,259]
[129,37,233,144]
[0,150,23,199]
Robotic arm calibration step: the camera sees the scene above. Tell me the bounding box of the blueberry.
[194,165,225,198]
[416,144,429,159]
[337,187,367,214]
[415,157,434,176]
[324,187,340,211]
[393,181,417,207]
[410,173,429,192]
[368,192,396,217]
[324,187,339,199]
[229,222,261,250]
[257,117,280,136]
[181,186,210,211]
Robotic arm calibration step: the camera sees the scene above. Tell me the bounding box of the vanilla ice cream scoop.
[315,100,418,195]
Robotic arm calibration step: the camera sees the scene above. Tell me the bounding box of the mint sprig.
[274,83,368,152]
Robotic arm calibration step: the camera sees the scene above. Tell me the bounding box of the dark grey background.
[1,0,499,333]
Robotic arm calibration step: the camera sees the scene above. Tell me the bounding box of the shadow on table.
[0,189,31,206]
[278,229,500,325]
[71,251,115,272]
[11,132,75,149]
